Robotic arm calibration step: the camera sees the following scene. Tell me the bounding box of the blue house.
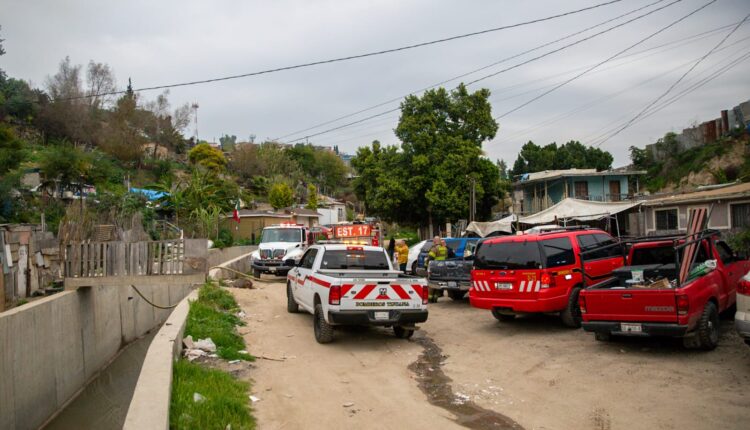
[512,168,645,215]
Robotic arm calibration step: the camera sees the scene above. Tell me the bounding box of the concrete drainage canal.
[409,335,524,430]
[43,331,157,430]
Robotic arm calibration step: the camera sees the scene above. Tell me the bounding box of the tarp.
[518,198,641,225]
[130,187,169,201]
[465,214,516,237]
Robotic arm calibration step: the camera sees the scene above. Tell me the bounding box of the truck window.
[420,241,433,252]
[577,234,600,260]
[630,241,710,266]
[300,249,318,269]
[541,237,575,268]
[474,241,542,270]
[262,228,302,243]
[715,241,734,264]
[321,250,390,270]
[593,234,621,258]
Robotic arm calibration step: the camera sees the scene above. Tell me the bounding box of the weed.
[170,360,255,430]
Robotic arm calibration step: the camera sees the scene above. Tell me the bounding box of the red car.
[469,227,624,327]
[580,231,749,350]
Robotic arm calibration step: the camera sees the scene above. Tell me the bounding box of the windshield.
[321,249,390,270]
[474,240,542,270]
[261,228,302,243]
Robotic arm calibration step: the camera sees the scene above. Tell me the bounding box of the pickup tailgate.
[338,278,426,311]
[583,288,679,323]
[428,260,471,281]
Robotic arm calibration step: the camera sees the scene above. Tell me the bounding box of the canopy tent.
[465,214,516,237]
[518,198,641,225]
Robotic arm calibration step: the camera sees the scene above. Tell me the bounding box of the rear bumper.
[735,315,750,341]
[469,294,568,314]
[428,279,471,291]
[582,321,689,337]
[328,309,428,326]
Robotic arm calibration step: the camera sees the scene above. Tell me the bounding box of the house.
[316,195,347,225]
[222,208,321,241]
[512,168,645,215]
[632,182,750,236]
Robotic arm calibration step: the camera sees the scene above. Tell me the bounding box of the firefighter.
[426,237,448,302]
[394,239,409,272]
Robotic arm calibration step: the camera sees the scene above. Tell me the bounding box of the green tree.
[305,184,318,210]
[510,140,613,176]
[497,159,508,180]
[0,125,25,174]
[268,182,293,210]
[219,134,237,151]
[353,84,500,226]
[188,143,227,171]
[39,143,92,196]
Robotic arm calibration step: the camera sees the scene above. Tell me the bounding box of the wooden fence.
[64,240,185,277]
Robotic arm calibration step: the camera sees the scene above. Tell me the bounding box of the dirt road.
[233,279,750,430]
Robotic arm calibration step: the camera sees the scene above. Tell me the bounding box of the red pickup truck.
[580,231,750,350]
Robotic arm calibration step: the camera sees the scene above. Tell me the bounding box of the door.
[577,234,623,286]
[574,181,589,199]
[296,248,318,309]
[714,240,748,308]
[609,181,621,201]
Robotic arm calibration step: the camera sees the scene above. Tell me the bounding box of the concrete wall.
[207,251,254,281]
[0,274,203,430]
[642,199,745,235]
[123,289,198,430]
[207,245,256,268]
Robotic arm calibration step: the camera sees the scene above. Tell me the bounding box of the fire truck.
[330,222,382,247]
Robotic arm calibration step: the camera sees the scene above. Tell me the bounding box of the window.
[574,181,589,199]
[300,249,318,269]
[655,209,678,230]
[474,240,542,270]
[541,237,575,268]
[731,203,750,229]
[593,234,622,258]
[577,234,621,261]
[337,208,344,219]
[715,241,734,264]
[577,234,599,261]
[321,249,390,270]
[420,240,433,252]
[261,228,303,243]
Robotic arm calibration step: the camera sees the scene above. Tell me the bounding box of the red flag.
[233,199,241,223]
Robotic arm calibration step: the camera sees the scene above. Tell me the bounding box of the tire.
[252,268,261,279]
[448,290,465,301]
[560,287,583,328]
[694,301,720,350]
[394,326,414,339]
[594,332,611,342]
[313,303,334,344]
[286,284,299,313]
[492,309,515,322]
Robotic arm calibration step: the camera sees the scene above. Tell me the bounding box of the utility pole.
[192,102,200,144]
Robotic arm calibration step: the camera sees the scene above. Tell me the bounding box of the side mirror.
[284,258,297,267]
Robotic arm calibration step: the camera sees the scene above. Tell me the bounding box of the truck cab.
[250,224,312,278]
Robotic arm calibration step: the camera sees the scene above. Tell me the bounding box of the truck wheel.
[394,326,414,339]
[695,301,720,350]
[313,303,334,344]
[492,309,515,322]
[448,290,465,301]
[252,268,261,279]
[286,284,299,313]
[594,332,611,342]
[560,287,583,328]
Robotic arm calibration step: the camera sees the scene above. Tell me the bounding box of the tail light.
[738,279,750,295]
[329,285,341,305]
[541,272,556,289]
[372,234,379,247]
[420,285,429,305]
[578,295,587,314]
[676,294,689,316]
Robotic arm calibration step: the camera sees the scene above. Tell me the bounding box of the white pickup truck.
[285,244,429,343]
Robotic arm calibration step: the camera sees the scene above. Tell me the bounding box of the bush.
[214,228,234,249]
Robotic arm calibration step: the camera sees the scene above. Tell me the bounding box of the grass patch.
[185,283,253,361]
[170,359,255,430]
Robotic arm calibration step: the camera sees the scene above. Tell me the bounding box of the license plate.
[495,282,513,290]
[269,268,276,273]
[448,281,457,288]
[374,311,389,320]
[620,323,642,333]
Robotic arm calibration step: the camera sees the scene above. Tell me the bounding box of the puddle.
[43,331,156,430]
[408,335,524,430]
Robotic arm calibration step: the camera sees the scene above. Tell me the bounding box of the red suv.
[469,228,624,327]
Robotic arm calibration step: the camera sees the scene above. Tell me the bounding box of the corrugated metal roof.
[515,168,645,185]
[642,182,750,206]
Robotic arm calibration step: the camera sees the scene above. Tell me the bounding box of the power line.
[493,0,718,120]
[593,12,750,146]
[284,0,683,143]
[54,0,625,102]
[314,22,746,146]
[275,0,667,141]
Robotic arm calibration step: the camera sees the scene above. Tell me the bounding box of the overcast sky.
[2,0,749,167]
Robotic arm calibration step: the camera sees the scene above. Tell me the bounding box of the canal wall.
[0,274,204,430]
